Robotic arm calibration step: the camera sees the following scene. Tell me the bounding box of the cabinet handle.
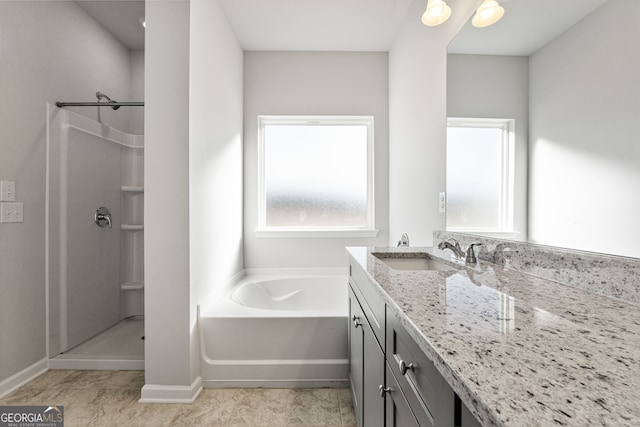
[399,359,415,375]
[378,385,392,398]
[353,316,362,328]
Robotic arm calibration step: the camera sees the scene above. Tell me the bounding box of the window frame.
[256,115,378,237]
[446,117,516,236]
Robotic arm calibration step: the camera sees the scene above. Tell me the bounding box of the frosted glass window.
[446,119,514,232]
[259,116,374,230]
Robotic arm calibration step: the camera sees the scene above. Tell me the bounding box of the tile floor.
[0,370,357,427]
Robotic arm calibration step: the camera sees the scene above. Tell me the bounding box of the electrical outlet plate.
[438,192,446,213]
[0,181,16,202]
[1,202,23,223]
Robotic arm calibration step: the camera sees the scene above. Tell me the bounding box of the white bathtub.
[199,272,349,388]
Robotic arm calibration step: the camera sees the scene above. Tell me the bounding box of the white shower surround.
[46,105,144,367]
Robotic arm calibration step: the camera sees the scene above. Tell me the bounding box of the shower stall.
[46,97,144,369]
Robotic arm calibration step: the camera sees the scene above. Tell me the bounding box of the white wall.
[144,0,193,393]
[143,0,244,399]
[243,51,389,268]
[129,50,145,135]
[388,0,481,247]
[446,54,529,240]
[189,0,244,377]
[528,0,640,257]
[0,1,133,387]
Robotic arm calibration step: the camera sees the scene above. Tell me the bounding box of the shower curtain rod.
[55,101,144,108]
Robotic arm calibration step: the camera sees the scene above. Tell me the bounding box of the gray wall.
[243,51,389,268]
[528,0,640,257]
[446,54,529,240]
[0,1,134,388]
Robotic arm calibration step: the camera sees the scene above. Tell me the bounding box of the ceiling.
[75,0,413,52]
[75,0,609,55]
[75,1,145,50]
[448,0,608,56]
[218,0,414,51]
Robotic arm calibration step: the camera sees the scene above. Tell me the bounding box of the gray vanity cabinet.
[349,284,385,427]
[349,287,365,427]
[348,261,479,427]
[386,308,455,426]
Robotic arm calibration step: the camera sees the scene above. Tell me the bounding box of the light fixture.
[139,17,146,29]
[421,0,452,27]
[472,0,505,28]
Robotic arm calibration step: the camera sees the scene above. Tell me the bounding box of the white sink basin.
[372,253,456,271]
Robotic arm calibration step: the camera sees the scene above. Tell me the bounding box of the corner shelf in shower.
[121,185,144,194]
[121,186,143,231]
[120,155,144,317]
[121,224,144,231]
[121,281,144,291]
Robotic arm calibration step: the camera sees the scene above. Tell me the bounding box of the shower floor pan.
[50,316,144,370]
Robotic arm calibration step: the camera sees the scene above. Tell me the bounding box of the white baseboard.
[139,376,202,403]
[0,359,48,399]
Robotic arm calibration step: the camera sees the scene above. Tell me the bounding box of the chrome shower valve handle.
[94,207,112,228]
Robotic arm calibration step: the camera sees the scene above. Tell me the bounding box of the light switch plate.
[1,202,23,223]
[438,192,446,213]
[0,181,16,202]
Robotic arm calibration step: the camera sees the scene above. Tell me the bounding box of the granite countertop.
[346,246,640,427]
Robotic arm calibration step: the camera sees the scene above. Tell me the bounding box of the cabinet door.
[385,363,419,427]
[363,313,385,427]
[349,287,364,427]
[457,396,482,427]
[387,309,455,426]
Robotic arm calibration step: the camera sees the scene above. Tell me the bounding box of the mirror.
[446,0,640,259]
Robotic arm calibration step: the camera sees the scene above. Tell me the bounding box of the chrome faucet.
[397,233,410,247]
[437,239,465,258]
[464,242,482,263]
[437,239,482,263]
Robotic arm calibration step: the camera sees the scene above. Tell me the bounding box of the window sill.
[255,229,380,238]
[446,229,520,240]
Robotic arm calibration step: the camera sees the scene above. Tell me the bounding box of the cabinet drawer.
[386,308,455,427]
[350,262,385,348]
